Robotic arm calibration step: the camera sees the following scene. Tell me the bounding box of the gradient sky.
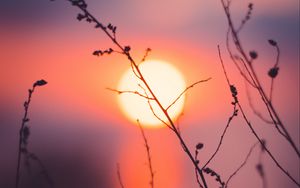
[0,0,299,188]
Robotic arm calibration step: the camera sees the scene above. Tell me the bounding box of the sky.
[0,0,299,188]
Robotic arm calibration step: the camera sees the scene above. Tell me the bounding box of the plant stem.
[16,86,35,188]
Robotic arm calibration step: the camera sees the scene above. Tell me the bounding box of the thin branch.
[226,27,257,88]
[238,102,300,186]
[138,85,173,130]
[140,48,152,64]
[16,80,48,188]
[106,87,155,100]
[137,120,155,188]
[221,0,300,158]
[130,61,142,80]
[116,163,125,188]
[269,43,280,102]
[203,105,237,167]
[166,78,212,111]
[219,44,300,186]
[194,149,204,188]
[236,3,253,33]
[201,48,239,169]
[225,142,259,187]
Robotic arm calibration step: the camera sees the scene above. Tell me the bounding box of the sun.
[117,60,186,128]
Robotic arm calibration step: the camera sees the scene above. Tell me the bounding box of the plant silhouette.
[34,0,300,187]
[15,80,53,188]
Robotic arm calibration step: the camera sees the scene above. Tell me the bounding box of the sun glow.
[117,60,186,128]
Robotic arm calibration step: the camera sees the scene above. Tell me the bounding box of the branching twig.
[137,120,155,188]
[220,0,300,158]
[106,87,155,100]
[219,45,300,186]
[138,84,173,129]
[166,78,212,111]
[201,47,238,170]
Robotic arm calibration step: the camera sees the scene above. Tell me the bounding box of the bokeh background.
[0,0,299,187]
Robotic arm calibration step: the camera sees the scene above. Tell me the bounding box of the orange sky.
[0,0,299,187]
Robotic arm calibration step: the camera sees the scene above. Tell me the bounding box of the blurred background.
[0,0,299,187]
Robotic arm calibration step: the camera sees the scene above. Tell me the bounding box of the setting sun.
[117,60,186,128]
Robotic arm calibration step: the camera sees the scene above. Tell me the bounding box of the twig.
[166,78,212,111]
[268,41,280,102]
[218,46,300,186]
[194,144,204,188]
[140,48,152,64]
[106,87,155,100]
[220,0,300,158]
[225,142,259,187]
[202,47,238,169]
[137,120,155,188]
[62,1,209,187]
[138,84,173,129]
[16,80,48,188]
[203,167,225,187]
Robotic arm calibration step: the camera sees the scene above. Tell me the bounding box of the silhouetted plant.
[45,0,299,187]
[220,0,299,159]
[15,80,53,188]
[218,43,299,186]
[52,1,212,187]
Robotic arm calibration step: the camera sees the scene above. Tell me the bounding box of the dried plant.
[44,0,299,187]
[50,1,212,187]
[220,0,299,158]
[218,45,299,186]
[15,80,53,188]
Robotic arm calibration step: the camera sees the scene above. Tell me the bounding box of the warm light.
[117,60,186,128]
